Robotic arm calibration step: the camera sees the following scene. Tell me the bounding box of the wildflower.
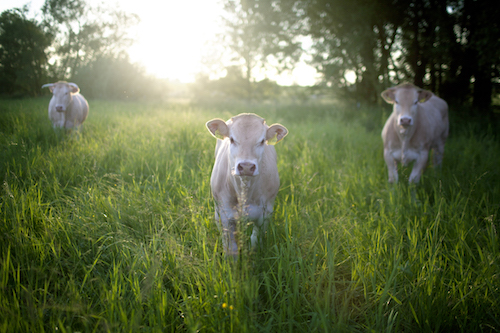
[222,303,234,310]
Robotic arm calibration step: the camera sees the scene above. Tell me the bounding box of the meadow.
[0,97,499,332]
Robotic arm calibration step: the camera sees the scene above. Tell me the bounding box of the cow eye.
[230,137,235,144]
[260,139,265,145]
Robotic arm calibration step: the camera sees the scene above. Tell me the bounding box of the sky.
[0,0,320,86]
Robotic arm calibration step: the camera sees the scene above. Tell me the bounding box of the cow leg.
[53,126,65,141]
[215,205,238,259]
[247,205,264,248]
[73,124,83,140]
[221,218,239,259]
[250,224,260,249]
[250,216,267,249]
[432,142,445,167]
[226,219,239,258]
[409,150,429,183]
[384,149,398,183]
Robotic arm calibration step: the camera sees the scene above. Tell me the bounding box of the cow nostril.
[237,162,257,175]
[400,118,412,126]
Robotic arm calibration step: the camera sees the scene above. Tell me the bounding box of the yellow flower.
[229,305,234,311]
[222,303,227,309]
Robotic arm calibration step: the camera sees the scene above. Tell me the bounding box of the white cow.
[206,113,288,258]
[381,83,449,183]
[42,81,89,130]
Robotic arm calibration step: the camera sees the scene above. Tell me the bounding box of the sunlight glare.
[123,0,223,82]
[345,70,357,84]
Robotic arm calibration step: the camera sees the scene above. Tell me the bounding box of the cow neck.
[395,112,417,165]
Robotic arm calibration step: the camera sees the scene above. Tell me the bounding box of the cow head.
[206,113,288,177]
[42,82,80,112]
[381,83,433,132]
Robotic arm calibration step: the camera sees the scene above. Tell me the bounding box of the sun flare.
[122,0,223,82]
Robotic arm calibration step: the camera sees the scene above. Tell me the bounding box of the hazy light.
[345,70,357,84]
[121,0,224,82]
[277,63,319,86]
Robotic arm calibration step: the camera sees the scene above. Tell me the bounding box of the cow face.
[49,82,80,112]
[206,114,288,177]
[382,84,433,133]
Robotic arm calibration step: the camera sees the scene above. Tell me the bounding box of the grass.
[0,97,499,332]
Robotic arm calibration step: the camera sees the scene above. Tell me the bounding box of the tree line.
[0,0,168,100]
[2,0,499,111]
[209,0,500,112]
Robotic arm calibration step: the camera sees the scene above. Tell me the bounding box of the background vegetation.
[2,0,500,114]
[0,0,169,100]
[205,0,500,113]
[0,98,499,332]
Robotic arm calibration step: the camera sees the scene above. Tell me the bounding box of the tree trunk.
[472,67,492,111]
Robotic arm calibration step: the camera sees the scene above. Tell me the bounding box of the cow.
[42,81,89,131]
[381,83,449,183]
[206,113,288,258]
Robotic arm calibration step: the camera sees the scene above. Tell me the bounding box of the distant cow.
[206,113,288,258]
[381,83,449,183]
[42,81,89,130]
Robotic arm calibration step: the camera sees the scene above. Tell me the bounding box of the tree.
[218,0,302,99]
[445,0,500,110]
[71,54,168,100]
[308,0,402,102]
[191,66,282,103]
[41,0,139,80]
[242,0,500,110]
[235,0,406,103]
[0,7,53,96]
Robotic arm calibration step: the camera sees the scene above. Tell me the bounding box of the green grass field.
[1,98,499,332]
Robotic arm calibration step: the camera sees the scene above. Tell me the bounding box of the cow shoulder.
[73,94,89,116]
[410,99,445,146]
[210,139,236,201]
[259,145,280,197]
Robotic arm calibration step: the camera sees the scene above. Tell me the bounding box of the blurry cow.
[42,81,89,130]
[206,113,288,258]
[381,83,449,183]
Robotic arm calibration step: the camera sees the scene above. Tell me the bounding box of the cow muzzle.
[56,105,65,112]
[398,116,413,127]
[235,161,258,176]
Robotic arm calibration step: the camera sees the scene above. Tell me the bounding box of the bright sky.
[1,0,320,86]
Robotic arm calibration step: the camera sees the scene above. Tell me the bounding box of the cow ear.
[381,89,396,104]
[266,124,288,145]
[206,119,229,140]
[418,89,433,103]
[68,83,80,93]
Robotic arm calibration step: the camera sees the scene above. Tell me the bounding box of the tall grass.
[0,98,499,332]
